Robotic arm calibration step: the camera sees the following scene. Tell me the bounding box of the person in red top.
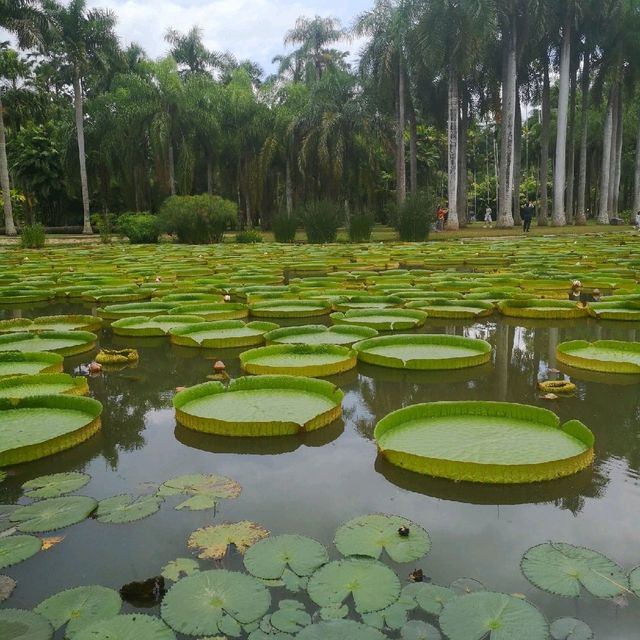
[436,206,447,231]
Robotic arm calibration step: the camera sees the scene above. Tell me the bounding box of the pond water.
[1,302,639,638]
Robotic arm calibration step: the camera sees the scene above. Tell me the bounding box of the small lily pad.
[401,620,442,640]
[0,505,19,533]
[449,577,486,595]
[297,620,387,639]
[10,496,98,533]
[0,608,53,640]
[402,583,456,615]
[188,522,270,560]
[95,495,162,524]
[270,602,311,633]
[319,605,349,620]
[73,614,176,639]
[35,585,122,638]
[0,534,41,569]
[23,473,91,499]
[630,566,640,596]
[521,542,628,598]
[161,558,201,582]
[0,575,16,602]
[334,514,431,563]
[157,474,241,511]
[550,617,594,640]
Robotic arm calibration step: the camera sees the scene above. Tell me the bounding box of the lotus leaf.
[402,583,456,615]
[161,558,201,582]
[35,585,122,637]
[10,496,98,533]
[23,473,91,499]
[95,494,162,523]
[188,521,270,559]
[73,614,176,639]
[244,535,328,580]
[0,535,41,569]
[160,570,271,635]
[521,542,628,597]
[157,474,241,511]
[400,621,441,640]
[297,620,387,640]
[307,558,400,613]
[630,566,640,596]
[334,514,430,563]
[549,618,593,640]
[0,608,53,640]
[439,592,548,640]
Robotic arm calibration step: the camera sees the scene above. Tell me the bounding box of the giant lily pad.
[0,535,41,569]
[587,301,640,321]
[97,302,174,320]
[375,402,595,483]
[497,299,588,319]
[264,324,377,347]
[73,614,176,639]
[0,396,103,467]
[330,309,427,331]
[405,300,493,319]
[168,302,249,320]
[169,320,278,348]
[0,352,63,379]
[334,514,430,563]
[521,542,628,597]
[249,300,331,318]
[35,585,122,637]
[0,609,53,640]
[188,521,270,559]
[111,315,205,337]
[0,374,89,399]
[10,496,98,533]
[0,331,97,357]
[174,376,343,436]
[307,558,400,613]
[23,472,91,499]
[156,473,241,510]
[160,570,271,636]
[439,592,548,640]
[297,620,387,639]
[556,340,640,374]
[0,315,102,334]
[95,494,162,523]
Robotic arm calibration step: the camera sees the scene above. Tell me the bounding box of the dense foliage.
[117,213,160,244]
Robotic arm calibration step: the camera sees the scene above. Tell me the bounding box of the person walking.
[436,206,447,232]
[521,200,535,232]
[484,206,493,228]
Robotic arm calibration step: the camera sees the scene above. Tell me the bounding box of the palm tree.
[165,26,221,79]
[43,0,119,234]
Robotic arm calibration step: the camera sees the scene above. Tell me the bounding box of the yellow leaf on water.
[41,536,65,550]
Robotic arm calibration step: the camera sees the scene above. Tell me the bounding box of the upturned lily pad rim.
[264,324,378,346]
[0,351,64,379]
[0,373,89,399]
[330,308,428,330]
[111,315,206,336]
[0,331,98,356]
[556,340,640,374]
[169,320,279,348]
[497,299,589,319]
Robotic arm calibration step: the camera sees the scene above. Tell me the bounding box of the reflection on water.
[0,302,639,638]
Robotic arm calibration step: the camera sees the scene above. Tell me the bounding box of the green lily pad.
[449,577,486,595]
[521,542,628,597]
[270,602,311,633]
[0,351,64,380]
[549,617,593,640]
[10,496,98,533]
[161,558,201,582]
[23,473,91,499]
[297,620,387,639]
[188,521,270,560]
[73,614,176,639]
[0,608,53,640]
[243,534,328,580]
[439,592,548,640]
[0,535,41,569]
[0,504,19,533]
[0,374,89,399]
[95,495,162,524]
[0,575,16,602]
[400,620,441,640]
[334,514,430,563]
[318,605,349,620]
[630,566,640,596]
[35,585,122,637]
[402,583,456,615]
[160,570,271,636]
[307,558,400,613]
[157,474,241,511]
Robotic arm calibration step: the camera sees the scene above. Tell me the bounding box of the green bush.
[235,230,263,243]
[348,211,374,242]
[300,200,342,244]
[158,195,236,244]
[20,223,46,248]
[395,192,436,242]
[272,213,298,243]
[91,213,118,244]
[117,213,160,244]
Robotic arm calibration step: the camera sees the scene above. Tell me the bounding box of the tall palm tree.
[165,26,221,79]
[43,0,119,234]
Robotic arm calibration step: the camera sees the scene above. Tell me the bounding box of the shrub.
[117,213,160,244]
[272,213,298,243]
[235,230,263,243]
[158,195,236,244]
[395,192,436,242]
[20,223,46,248]
[91,213,118,244]
[300,200,342,244]
[348,211,374,243]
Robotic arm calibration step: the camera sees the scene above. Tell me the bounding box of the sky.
[84,0,373,73]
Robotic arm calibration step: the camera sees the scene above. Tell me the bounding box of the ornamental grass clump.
[159,195,235,244]
[20,224,46,248]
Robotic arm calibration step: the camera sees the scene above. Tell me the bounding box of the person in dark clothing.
[521,201,535,232]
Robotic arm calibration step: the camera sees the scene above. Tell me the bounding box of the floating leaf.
[160,569,271,636]
[334,514,431,563]
[0,534,41,569]
[440,592,548,640]
[0,505,19,533]
[270,602,310,633]
[248,630,293,640]
[403,583,457,615]
[401,620,442,640]
[297,620,387,639]
[10,496,97,533]
[307,558,400,613]
[0,575,16,602]
[157,474,241,511]
[319,605,348,620]
[521,542,628,598]
[22,473,90,499]
[188,522,269,560]
[0,608,53,640]
[630,566,640,597]
[450,577,486,595]
[550,617,594,640]
[35,585,122,638]
[244,534,328,580]
[41,536,65,550]
[95,495,162,524]
[73,614,176,639]
[161,558,201,582]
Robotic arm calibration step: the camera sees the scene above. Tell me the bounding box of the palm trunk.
[0,92,16,236]
[285,158,293,216]
[607,83,619,214]
[73,70,92,234]
[565,60,577,224]
[513,91,522,225]
[612,84,623,216]
[633,116,640,217]
[408,103,418,195]
[538,54,550,226]
[457,97,468,225]
[207,158,213,196]
[576,50,590,225]
[552,11,571,226]
[597,85,615,224]
[446,68,460,230]
[396,62,406,206]
[168,141,176,196]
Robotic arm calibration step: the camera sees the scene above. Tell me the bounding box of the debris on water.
[409,568,424,582]
[398,526,410,537]
[120,576,166,606]
[541,393,559,400]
